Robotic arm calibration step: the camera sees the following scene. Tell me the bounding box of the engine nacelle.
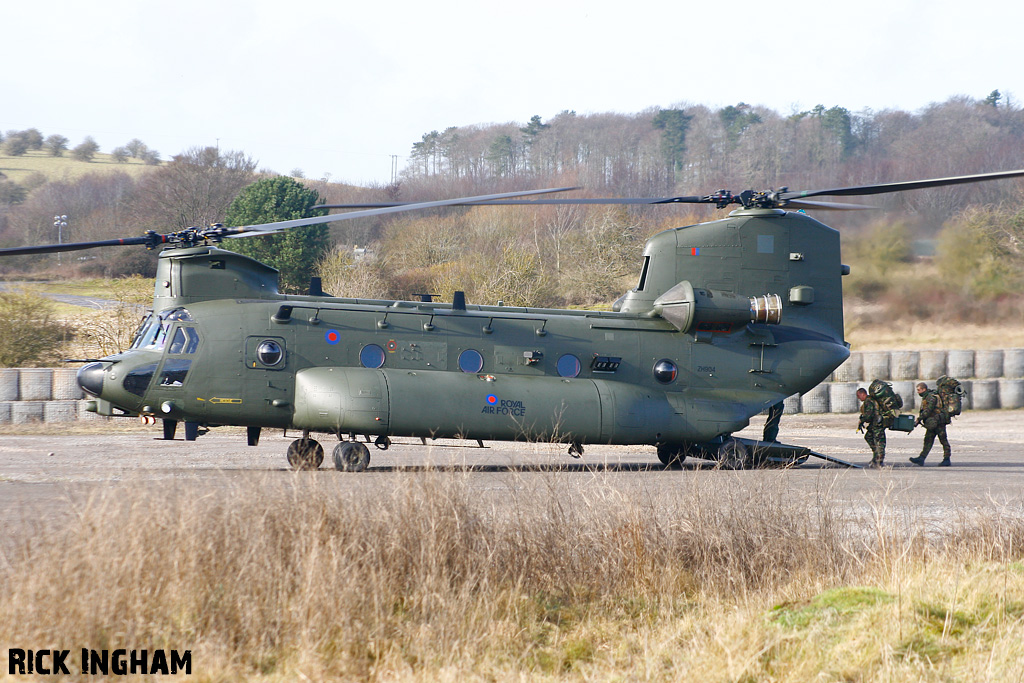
[652,281,782,333]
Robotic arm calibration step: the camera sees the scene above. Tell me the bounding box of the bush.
[0,291,71,366]
[936,205,1024,298]
[315,245,392,300]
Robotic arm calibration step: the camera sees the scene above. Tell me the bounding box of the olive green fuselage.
[85,208,849,447]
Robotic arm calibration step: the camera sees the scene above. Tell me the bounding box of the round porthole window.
[359,344,386,369]
[256,340,284,366]
[653,359,678,384]
[458,349,484,373]
[556,354,581,378]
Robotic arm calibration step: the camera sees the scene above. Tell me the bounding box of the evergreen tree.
[222,176,330,294]
[652,108,693,184]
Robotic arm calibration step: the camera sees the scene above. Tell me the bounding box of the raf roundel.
[486,394,498,405]
[324,329,340,345]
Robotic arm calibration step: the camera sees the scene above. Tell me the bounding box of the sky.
[4,0,1022,186]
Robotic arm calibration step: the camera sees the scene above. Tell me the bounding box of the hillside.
[0,149,158,184]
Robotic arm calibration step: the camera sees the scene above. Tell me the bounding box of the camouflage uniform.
[859,395,886,466]
[762,400,784,443]
[913,389,951,465]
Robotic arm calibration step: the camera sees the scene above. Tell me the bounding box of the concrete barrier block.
[801,384,830,414]
[890,351,919,380]
[44,400,78,423]
[11,402,44,424]
[862,352,891,382]
[947,350,975,379]
[974,350,1004,379]
[998,379,1024,409]
[18,369,53,401]
[0,369,18,401]
[52,368,84,400]
[1003,349,1024,378]
[829,382,860,413]
[918,350,947,379]
[832,352,863,382]
[971,380,999,410]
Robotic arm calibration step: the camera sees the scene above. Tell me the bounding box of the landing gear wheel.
[333,441,371,472]
[287,439,324,470]
[656,443,687,468]
[568,441,584,458]
[717,438,750,470]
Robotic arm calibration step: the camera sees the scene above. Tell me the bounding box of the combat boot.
[939,458,951,467]
[909,455,925,466]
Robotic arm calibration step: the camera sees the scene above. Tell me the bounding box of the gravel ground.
[1,410,1022,534]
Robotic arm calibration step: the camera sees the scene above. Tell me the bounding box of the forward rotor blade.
[782,168,1024,201]
[0,235,161,256]
[228,187,579,238]
[0,187,577,256]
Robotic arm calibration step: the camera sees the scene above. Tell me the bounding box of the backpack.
[936,375,963,419]
[868,379,903,427]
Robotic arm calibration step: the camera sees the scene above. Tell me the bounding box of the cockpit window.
[168,327,200,354]
[145,323,170,351]
[129,314,153,348]
[123,362,158,396]
[130,309,195,351]
[159,358,192,387]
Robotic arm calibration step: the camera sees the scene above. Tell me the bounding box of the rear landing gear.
[333,441,371,472]
[656,443,688,468]
[716,438,750,470]
[286,438,324,470]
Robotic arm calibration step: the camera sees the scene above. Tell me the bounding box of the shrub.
[0,290,71,366]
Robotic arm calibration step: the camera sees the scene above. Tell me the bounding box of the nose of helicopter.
[77,362,105,397]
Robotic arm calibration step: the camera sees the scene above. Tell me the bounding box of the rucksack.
[936,375,963,419]
[868,379,903,427]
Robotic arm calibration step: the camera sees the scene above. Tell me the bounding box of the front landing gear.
[333,441,371,472]
[286,438,324,470]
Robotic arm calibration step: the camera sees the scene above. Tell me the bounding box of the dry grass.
[846,318,1024,351]
[1,472,1022,680]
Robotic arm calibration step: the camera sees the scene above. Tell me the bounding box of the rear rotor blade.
[315,196,708,210]
[782,168,1024,201]
[783,199,878,211]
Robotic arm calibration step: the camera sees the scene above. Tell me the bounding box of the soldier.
[909,382,951,466]
[762,400,784,443]
[857,387,886,468]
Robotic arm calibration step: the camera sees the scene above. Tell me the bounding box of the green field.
[0,148,158,183]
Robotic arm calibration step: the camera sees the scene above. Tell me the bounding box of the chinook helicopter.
[2,171,1023,471]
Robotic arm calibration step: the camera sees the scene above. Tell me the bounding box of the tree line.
[1,92,1023,321]
[2,128,161,164]
[401,91,1024,228]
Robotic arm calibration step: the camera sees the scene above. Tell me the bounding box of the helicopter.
[3,170,1023,471]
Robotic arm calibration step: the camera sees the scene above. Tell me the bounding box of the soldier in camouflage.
[909,382,951,466]
[857,387,886,468]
